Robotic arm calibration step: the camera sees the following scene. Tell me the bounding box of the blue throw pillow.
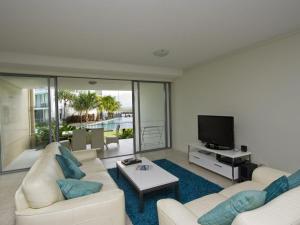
[57,179,102,199]
[198,190,266,225]
[288,169,300,190]
[264,176,289,203]
[55,154,86,179]
[59,145,81,167]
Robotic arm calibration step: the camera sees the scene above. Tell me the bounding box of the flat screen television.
[198,115,234,150]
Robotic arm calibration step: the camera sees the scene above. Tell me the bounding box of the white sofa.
[157,167,300,225]
[15,142,125,225]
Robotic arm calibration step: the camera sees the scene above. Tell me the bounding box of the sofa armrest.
[72,149,97,162]
[252,167,290,186]
[157,199,199,225]
[16,189,125,225]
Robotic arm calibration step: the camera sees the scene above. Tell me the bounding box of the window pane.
[139,82,166,150]
[0,76,52,172]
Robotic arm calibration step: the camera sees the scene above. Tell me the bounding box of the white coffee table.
[116,157,179,212]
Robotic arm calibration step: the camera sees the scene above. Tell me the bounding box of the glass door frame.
[0,73,59,174]
[132,80,172,154]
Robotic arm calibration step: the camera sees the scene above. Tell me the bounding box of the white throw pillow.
[22,145,65,209]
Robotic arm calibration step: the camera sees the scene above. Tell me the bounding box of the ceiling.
[0,0,300,72]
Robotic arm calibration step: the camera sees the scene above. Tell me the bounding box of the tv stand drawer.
[189,152,239,180]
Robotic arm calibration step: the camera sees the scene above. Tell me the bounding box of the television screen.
[198,115,234,150]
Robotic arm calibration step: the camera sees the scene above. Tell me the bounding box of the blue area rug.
[108,159,223,225]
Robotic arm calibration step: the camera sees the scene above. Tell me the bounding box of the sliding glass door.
[57,77,134,159]
[0,75,57,172]
[133,81,171,152]
[0,74,172,173]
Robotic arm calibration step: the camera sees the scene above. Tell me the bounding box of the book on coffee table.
[136,164,152,171]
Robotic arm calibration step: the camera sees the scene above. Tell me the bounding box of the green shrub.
[118,128,133,139]
[35,121,76,147]
[59,122,76,140]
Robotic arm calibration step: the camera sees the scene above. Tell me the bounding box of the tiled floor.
[102,149,232,188]
[4,149,42,171]
[0,149,232,225]
[0,171,26,225]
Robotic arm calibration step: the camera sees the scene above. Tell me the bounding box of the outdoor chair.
[90,128,105,150]
[105,125,120,149]
[71,129,87,151]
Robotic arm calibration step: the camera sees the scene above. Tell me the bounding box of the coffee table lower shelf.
[116,163,180,212]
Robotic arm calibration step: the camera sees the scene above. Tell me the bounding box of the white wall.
[172,32,300,172]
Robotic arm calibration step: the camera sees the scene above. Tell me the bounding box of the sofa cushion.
[59,145,82,167]
[22,152,65,209]
[198,190,266,225]
[264,176,289,203]
[252,167,290,186]
[83,171,118,192]
[79,158,106,174]
[185,193,227,217]
[56,154,86,179]
[72,149,97,162]
[15,186,29,211]
[43,142,61,155]
[219,181,265,198]
[57,179,102,199]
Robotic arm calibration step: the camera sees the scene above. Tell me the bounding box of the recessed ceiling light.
[88,80,97,85]
[153,49,170,57]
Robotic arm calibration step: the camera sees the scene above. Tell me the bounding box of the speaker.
[239,162,258,182]
[241,145,248,152]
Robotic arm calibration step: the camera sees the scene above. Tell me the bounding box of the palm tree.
[72,95,85,126]
[101,96,121,118]
[110,101,121,117]
[58,90,74,120]
[96,95,104,120]
[72,92,99,123]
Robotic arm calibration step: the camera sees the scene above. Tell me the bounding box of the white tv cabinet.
[188,143,251,182]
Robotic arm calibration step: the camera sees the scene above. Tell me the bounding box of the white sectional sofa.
[15,142,125,225]
[157,167,300,225]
